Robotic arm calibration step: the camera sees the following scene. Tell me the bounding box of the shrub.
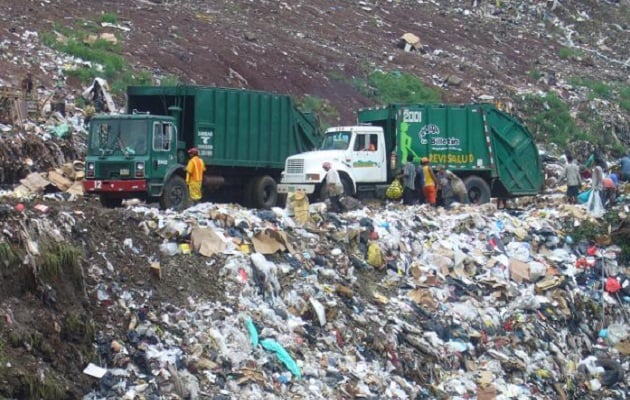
[518,92,589,146]
[99,12,118,24]
[367,70,442,104]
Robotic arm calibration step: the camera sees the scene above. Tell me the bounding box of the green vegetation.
[298,95,339,128]
[558,47,583,59]
[365,70,442,104]
[41,17,153,95]
[159,74,182,86]
[518,92,589,145]
[568,213,630,263]
[0,242,20,267]
[39,243,83,290]
[99,12,118,24]
[569,77,613,100]
[527,69,543,81]
[619,85,630,112]
[62,314,95,345]
[337,68,442,105]
[0,335,6,365]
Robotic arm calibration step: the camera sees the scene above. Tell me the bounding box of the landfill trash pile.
[0,191,629,398]
[79,197,630,399]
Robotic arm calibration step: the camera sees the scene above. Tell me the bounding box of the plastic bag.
[385,178,403,200]
[366,242,384,268]
[586,189,604,218]
[577,189,592,204]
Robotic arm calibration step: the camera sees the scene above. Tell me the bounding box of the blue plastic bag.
[577,189,591,204]
[260,339,302,378]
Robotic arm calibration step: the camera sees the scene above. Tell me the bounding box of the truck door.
[350,132,386,182]
[150,121,176,180]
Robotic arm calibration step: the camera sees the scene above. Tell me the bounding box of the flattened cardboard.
[191,227,227,257]
[509,258,531,283]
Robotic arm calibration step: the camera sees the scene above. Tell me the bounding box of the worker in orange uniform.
[421,157,439,206]
[186,147,206,204]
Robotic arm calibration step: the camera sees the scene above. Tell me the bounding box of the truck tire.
[100,196,122,208]
[160,175,190,210]
[341,175,354,197]
[242,178,257,208]
[464,175,491,204]
[251,175,278,209]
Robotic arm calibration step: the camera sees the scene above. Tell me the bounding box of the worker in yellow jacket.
[186,147,206,203]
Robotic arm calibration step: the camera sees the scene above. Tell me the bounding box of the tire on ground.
[463,175,491,204]
[251,175,278,209]
[242,178,257,208]
[340,175,354,197]
[160,175,190,210]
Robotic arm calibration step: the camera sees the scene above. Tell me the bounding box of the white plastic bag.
[586,189,604,218]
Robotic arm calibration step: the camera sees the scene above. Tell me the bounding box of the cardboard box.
[509,258,531,283]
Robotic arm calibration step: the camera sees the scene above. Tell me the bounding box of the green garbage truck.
[83,85,320,209]
[278,103,543,203]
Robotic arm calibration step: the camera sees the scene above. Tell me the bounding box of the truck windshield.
[320,131,351,150]
[88,120,148,156]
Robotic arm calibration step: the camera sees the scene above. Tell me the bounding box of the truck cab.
[83,114,181,207]
[278,125,387,198]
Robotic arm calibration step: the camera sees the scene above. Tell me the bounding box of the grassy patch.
[367,70,442,104]
[298,95,339,128]
[528,69,543,80]
[41,17,154,96]
[62,313,95,345]
[0,242,20,268]
[518,92,589,145]
[619,85,630,112]
[99,12,118,24]
[569,77,613,100]
[159,74,182,86]
[558,46,583,59]
[39,243,82,289]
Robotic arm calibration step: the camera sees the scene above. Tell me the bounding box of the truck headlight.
[87,162,95,177]
[135,162,145,178]
[306,173,320,181]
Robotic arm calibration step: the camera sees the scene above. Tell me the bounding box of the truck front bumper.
[83,179,147,193]
[277,183,316,194]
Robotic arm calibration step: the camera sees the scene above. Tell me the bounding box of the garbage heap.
[78,196,629,400]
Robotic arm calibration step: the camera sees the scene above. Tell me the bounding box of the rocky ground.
[0,0,628,130]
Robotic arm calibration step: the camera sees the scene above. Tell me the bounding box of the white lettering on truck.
[402,110,422,123]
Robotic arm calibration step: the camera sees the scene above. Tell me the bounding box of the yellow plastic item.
[385,179,403,200]
[366,242,384,267]
[180,243,191,254]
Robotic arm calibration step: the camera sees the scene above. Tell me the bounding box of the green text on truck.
[278,103,543,203]
[83,85,320,209]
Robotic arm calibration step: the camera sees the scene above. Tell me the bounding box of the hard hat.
[421,157,429,164]
[187,147,198,155]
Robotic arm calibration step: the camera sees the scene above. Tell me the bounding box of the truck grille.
[286,159,304,174]
[99,162,133,179]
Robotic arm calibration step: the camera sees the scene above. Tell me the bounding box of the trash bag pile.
[78,197,629,399]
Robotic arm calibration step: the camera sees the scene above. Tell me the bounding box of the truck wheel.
[464,175,491,204]
[252,175,278,209]
[341,176,354,197]
[100,196,122,208]
[160,175,190,210]
[242,179,256,208]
